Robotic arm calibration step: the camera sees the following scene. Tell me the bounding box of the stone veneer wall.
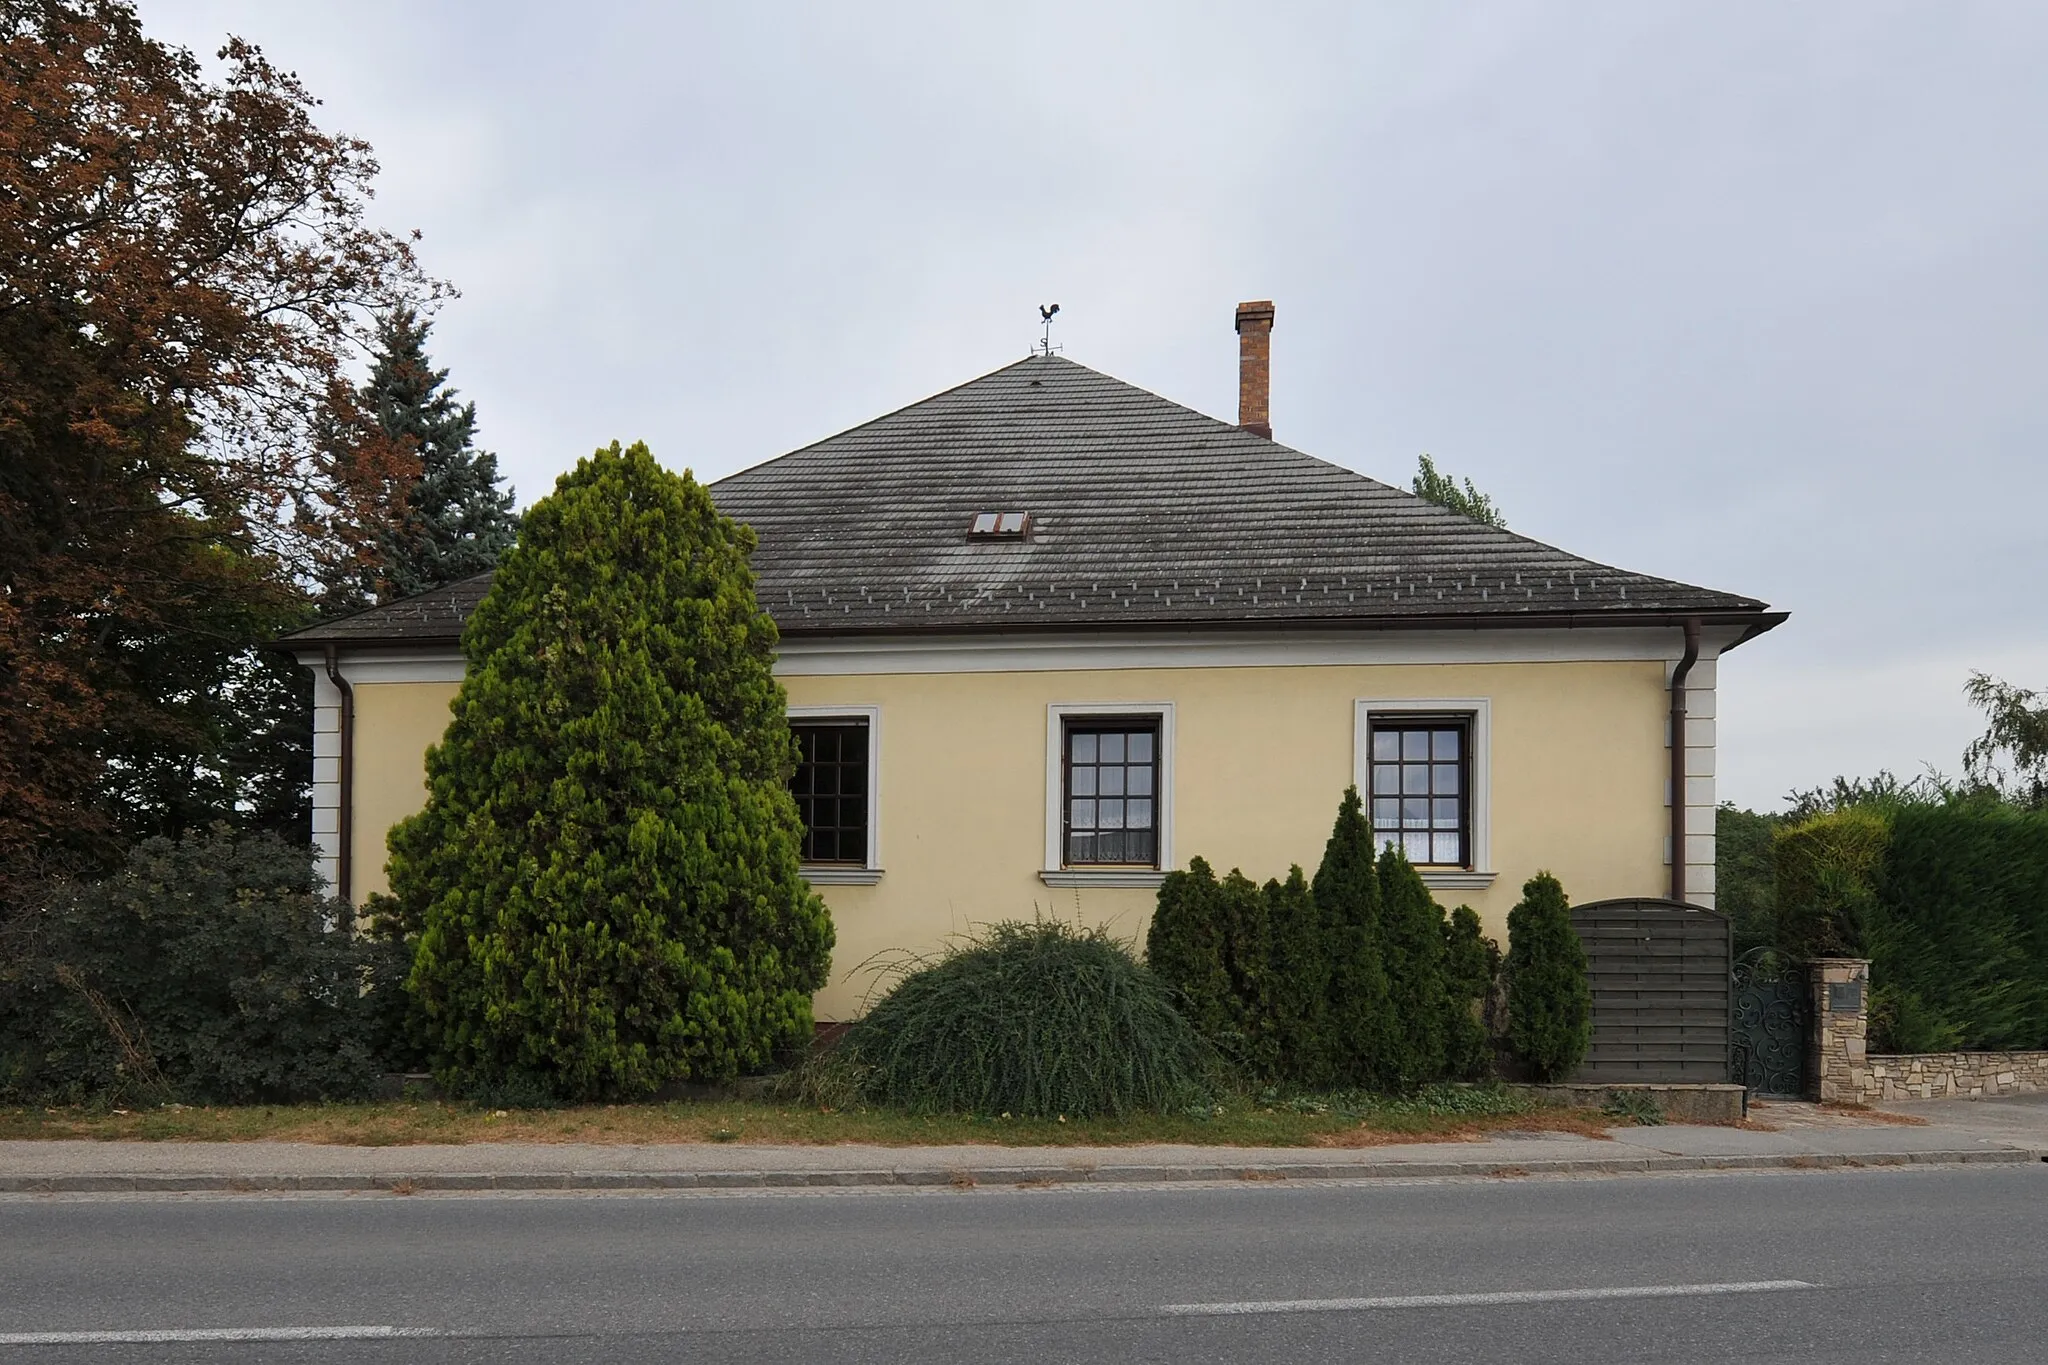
[1807,959,1870,1105]
[1860,1051,2048,1103]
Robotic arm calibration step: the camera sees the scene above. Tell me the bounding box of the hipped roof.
[286,355,1779,648]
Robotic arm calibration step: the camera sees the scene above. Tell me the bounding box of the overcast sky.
[150,2,2048,812]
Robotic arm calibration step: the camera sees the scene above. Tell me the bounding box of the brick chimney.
[1234,300,1275,439]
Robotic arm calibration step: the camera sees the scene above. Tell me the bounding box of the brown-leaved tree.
[0,0,441,909]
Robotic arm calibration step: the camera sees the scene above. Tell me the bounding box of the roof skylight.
[967,511,1032,540]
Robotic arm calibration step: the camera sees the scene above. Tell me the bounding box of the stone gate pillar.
[1807,958,1872,1104]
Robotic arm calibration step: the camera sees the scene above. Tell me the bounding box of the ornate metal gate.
[1731,949,1809,1097]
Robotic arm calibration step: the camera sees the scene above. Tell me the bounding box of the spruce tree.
[1313,786,1394,1088]
[1441,904,1500,1080]
[1147,858,1232,1044]
[1376,843,1450,1089]
[333,308,520,606]
[1504,872,1593,1081]
[1263,866,1331,1088]
[388,442,833,1101]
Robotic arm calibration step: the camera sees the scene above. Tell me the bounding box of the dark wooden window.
[791,720,869,864]
[1063,720,1159,866]
[1368,717,1470,867]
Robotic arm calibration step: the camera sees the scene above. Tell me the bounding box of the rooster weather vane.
[1036,303,1061,357]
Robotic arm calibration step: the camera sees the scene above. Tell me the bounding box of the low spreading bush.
[0,830,403,1104]
[838,920,1216,1118]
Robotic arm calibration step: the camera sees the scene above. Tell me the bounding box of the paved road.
[4,1165,2044,1362]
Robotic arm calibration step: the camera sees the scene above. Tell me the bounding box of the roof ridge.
[712,354,1054,489]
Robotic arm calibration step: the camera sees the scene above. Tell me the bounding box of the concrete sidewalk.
[2,1099,2040,1194]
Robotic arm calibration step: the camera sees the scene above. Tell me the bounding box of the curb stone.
[0,1148,2035,1195]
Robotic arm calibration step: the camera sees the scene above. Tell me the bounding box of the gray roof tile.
[286,355,1773,646]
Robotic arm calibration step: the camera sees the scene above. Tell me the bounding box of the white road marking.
[1164,1279,1818,1316]
[0,1326,437,1345]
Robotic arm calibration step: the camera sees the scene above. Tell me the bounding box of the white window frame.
[787,704,882,885]
[1041,701,1174,888]
[1354,697,1495,892]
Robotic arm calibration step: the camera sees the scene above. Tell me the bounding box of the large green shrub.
[1376,844,1449,1089]
[841,920,1215,1118]
[1870,802,2048,1050]
[389,441,833,1102]
[1145,858,1232,1041]
[1263,866,1331,1088]
[1504,871,1591,1081]
[1314,786,1395,1088]
[1716,804,1780,955]
[1441,904,1500,1080]
[1774,807,1890,960]
[0,830,399,1104]
[1146,860,1279,1079]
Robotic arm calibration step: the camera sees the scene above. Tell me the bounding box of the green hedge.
[1148,787,1503,1092]
[1775,802,2048,1051]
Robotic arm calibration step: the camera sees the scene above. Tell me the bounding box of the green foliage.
[1715,804,1780,955]
[1376,844,1449,1089]
[1773,807,1891,960]
[1868,802,2048,1050]
[1504,871,1592,1081]
[326,308,520,608]
[1146,860,1280,1079]
[1314,786,1395,1087]
[1146,858,1232,1042]
[1963,672,2048,809]
[1411,454,1507,528]
[839,920,1216,1118]
[389,441,833,1102]
[0,830,401,1104]
[1263,866,1332,1088]
[1601,1090,1666,1126]
[1868,982,1964,1055]
[1441,904,1500,1080]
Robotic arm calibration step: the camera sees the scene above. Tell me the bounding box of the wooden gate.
[1569,898,1732,1083]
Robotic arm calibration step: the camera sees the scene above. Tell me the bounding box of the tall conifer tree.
[329,308,519,607]
[1376,844,1450,1088]
[1263,866,1330,1088]
[389,442,832,1100]
[1504,872,1592,1081]
[1314,786,1394,1087]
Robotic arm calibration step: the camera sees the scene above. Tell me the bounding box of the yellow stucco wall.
[342,660,1670,1021]
[348,680,460,901]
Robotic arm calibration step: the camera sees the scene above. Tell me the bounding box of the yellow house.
[287,302,1783,1021]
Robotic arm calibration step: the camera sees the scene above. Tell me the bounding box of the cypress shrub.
[1774,807,1891,960]
[1146,860,1279,1079]
[1215,868,1278,1081]
[1263,866,1331,1088]
[841,920,1215,1118]
[1146,858,1231,1042]
[1441,904,1500,1080]
[1504,871,1591,1081]
[1375,844,1449,1089]
[1314,786,1394,1088]
[389,441,834,1102]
